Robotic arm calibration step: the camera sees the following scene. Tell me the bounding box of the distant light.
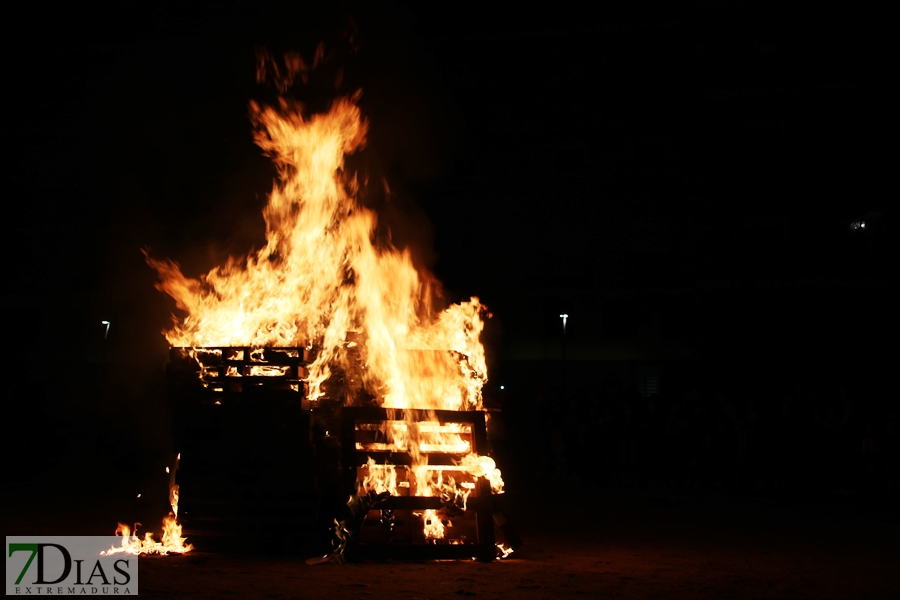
[500,385,505,390]
[101,320,110,339]
[861,221,866,228]
[560,313,568,333]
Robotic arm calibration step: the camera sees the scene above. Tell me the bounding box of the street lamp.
[559,314,568,400]
[101,320,111,339]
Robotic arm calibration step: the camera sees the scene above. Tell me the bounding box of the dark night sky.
[1,1,893,367]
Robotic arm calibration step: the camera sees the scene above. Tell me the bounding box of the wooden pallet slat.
[341,407,497,561]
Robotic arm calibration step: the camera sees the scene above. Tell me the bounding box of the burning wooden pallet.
[167,347,310,396]
[339,407,503,561]
[167,348,518,558]
[167,347,317,550]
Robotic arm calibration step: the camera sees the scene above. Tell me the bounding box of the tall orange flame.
[146,55,488,415]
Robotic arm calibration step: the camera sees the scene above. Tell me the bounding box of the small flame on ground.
[101,515,193,556]
[107,455,186,555]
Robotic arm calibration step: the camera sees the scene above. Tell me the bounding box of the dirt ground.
[5,476,897,600]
